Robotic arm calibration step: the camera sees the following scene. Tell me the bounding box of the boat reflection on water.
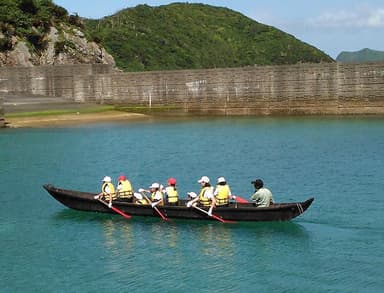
[101,219,134,254]
[53,209,310,263]
[191,223,235,257]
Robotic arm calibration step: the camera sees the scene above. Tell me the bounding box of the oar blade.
[154,206,168,221]
[111,206,132,219]
[98,198,132,219]
[211,214,226,223]
[193,205,236,224]
[211,214,236,224]
[234,196,249,204]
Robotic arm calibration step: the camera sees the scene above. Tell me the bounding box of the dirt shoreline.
[6,111,149,128]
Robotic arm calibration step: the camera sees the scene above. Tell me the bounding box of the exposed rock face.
[0,25,115,67]
[5,39,34,66]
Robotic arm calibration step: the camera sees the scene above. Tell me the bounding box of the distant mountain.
[84,3,333,71]
[336,48,384,63]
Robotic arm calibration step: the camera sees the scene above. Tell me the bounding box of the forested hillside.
[84,3,333,71]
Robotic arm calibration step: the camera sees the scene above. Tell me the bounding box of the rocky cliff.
[0,24,115,67]
[0,0,115,67]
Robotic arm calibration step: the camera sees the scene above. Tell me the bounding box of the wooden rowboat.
[43,184,314,222]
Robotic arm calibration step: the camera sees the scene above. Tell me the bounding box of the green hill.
[336,48,384,63]
[84,3,333,72]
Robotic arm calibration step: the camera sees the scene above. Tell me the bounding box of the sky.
[54,0,384,59]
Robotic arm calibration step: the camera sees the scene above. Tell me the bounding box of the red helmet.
[118,175,126,181]
[167,177,176,185]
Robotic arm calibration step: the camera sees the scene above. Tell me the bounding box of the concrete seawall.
[1,62,384,117]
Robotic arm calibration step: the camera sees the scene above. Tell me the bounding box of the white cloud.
[366,9,384,27]
[308,7,384,29]
[246,4,384,58]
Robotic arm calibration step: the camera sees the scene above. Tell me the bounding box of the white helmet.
[197,176,210,184]
[217,177,226,184]
[102,176,112,183]
[149,182,160,189]
[134,192,143,200]
[187,192,197,198]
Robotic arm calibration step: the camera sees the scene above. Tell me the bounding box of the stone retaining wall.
[0,64,113,102]
[95,62,384,115]
[1,62,384,116]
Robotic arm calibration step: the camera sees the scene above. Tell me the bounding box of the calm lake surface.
[1,116,383,292]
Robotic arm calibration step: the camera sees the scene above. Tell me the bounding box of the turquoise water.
[1,117,383,292]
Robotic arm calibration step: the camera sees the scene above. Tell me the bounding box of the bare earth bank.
[6,111,149,128]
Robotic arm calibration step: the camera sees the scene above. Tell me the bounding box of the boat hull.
[43,184,314,222]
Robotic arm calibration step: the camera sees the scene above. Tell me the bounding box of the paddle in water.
[98,198,131,219]
[192,205,236,224]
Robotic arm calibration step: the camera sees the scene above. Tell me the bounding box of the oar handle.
[140,192,168,221]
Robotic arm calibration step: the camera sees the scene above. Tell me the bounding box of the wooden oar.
[140,192,168,221]
[192,205,236,224]
[98,198,131,219]
[233,196,249,204]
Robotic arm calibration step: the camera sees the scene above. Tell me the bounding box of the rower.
[116,175,134,202]
[214,176,234,207]
[250,179,274,207]
[94,176,116,208]
[149,182,164,207]
[187,176,216,216]
[164,177,179,205]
